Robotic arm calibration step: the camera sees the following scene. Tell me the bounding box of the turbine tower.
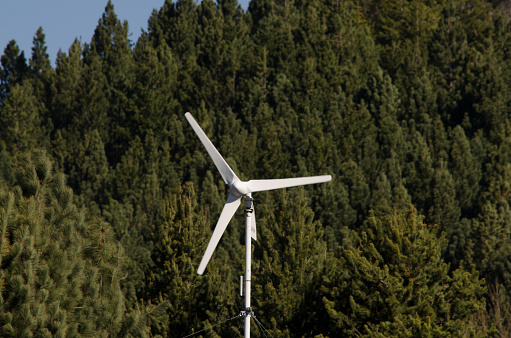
[185,112,331,337]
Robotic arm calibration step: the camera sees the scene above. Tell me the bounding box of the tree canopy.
[2,0,511,335]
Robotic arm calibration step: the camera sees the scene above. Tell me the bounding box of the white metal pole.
[244,195,253,338]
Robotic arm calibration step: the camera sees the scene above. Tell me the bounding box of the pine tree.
[0,83,42,154]
[450,125,482,215]
[77,51,109,139]
[28,27,54,146]
[320,207,486,336]
[428,163,460,231]
[429,0,496,130]
[403,126,435,215]
[51,40,85,133]
[0,150,154,336]
[3,0,511,334]
[252,188,327,337]
[470,201,511,293]
[67,129,110,208]
[249,0,299,78]
[105,134,159,302]
[369,171,393,216]
[217,0,250,109]
[146,182,238,337]
[87,0,135,165]
[130,37,179,139]
[338,160,371,224]
[29,27,51,76]
[368,0,440,79]
[368,70,403,159]
[0,40,28,102]
[0,149,14,187]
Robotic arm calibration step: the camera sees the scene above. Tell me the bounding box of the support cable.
[252,314,273,338]
[233,312,244,337]
[182,313,243,338]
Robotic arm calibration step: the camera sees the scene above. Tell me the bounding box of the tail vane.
[251,204,257,241]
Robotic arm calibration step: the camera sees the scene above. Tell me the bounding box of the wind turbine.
[185,112,331,337]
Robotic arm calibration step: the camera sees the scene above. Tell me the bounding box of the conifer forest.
[2,0,511,336]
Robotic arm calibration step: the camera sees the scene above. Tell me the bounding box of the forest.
[1,0,511,336]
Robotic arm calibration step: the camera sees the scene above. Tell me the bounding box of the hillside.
[1,0,510,336]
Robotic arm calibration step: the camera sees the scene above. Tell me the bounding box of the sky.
[0,0,250,67]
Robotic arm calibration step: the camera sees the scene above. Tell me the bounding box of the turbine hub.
[231,179,250,196]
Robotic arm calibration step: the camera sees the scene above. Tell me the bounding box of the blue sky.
[1,0,250,67]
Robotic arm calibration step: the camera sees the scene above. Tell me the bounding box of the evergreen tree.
[450,125,482,215]
[146,182,238,337]
[51,40,85,133]
[0,151,157,336]
[369,171,393,216]
[338,160,371,224]
[320,208,486,336]
[87,0,135,165]
[2,0,511,333]
[148,0,202,111]
[368,0,440,79]
[28,27,54,146]
[403,126,435,215]
[428,163,460,230]
[106,135,158,302]
[0,40,28,102]
[29,27,51,76]
[429,0,496,130]
[0,149,14,187]
[249,0,299,79]
[470,201,511,293]
[130,37,179,139]
[367,70,404,161]
[0,83,42,154]
[67,129,110,209]
[252,188,327,337]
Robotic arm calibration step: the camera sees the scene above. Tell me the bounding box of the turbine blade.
[185,112,238,185]
[198,193,241,275]
[251,204,257,241]
[247,175,332,193]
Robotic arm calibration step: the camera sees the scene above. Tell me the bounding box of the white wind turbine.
[185,112,331,337]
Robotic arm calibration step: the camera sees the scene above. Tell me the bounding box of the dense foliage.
[2,0,511,336]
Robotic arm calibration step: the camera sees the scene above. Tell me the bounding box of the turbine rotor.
[185,112,332,275]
